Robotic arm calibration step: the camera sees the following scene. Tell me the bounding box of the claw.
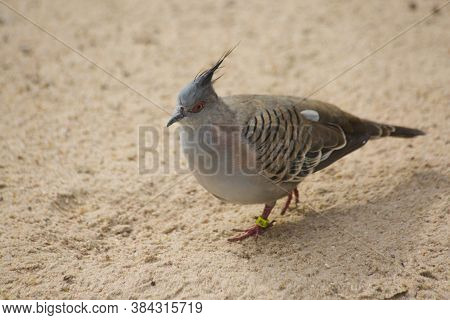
[228,218,275,242]
[227,203,275,242]
[228,224,270,242]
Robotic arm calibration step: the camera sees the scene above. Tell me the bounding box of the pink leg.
[280,188,299,215]
[280,192,292,215]
[228,203,275,242]
[293,188,299,206]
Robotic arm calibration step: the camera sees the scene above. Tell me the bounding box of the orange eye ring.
[190,101,205,113]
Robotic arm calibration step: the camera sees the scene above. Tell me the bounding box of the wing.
[242,105,348,183]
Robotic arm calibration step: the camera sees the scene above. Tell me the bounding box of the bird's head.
[166,48,234,127]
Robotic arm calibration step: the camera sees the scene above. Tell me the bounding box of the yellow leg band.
[255,216,270,228]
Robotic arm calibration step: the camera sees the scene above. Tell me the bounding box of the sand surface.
[0,0,449,299]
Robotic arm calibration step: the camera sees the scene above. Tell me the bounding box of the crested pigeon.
[167,50,425,241]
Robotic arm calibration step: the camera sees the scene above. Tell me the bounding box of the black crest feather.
[195,44,238,86]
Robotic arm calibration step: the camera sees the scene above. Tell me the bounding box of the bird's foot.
[227,216,274,242]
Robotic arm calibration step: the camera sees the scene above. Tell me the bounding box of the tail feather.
[364,121,425,139]
[388,125,425,138]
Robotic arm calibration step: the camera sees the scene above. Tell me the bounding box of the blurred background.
[0,0,448,299]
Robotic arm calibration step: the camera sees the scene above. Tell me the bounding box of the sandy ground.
[0,0,449,299]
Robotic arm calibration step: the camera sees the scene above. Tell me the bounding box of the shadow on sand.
[233,170,448,298]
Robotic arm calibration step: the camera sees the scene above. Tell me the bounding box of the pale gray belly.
[192,170,296,204]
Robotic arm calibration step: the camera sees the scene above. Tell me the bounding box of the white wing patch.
[300,110,320,122]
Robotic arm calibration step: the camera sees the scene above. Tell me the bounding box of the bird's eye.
[190,101,205,113]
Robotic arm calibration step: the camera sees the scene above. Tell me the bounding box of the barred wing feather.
[243,106,347,183]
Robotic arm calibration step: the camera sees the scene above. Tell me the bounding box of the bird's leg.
[280,188,299,215]
[293,188,299,207]
[280,192,293,215]
[228,203,275,242]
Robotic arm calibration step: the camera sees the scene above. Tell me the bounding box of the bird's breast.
[179,125,294,204]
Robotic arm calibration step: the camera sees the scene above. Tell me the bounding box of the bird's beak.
[166,106,185,127]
